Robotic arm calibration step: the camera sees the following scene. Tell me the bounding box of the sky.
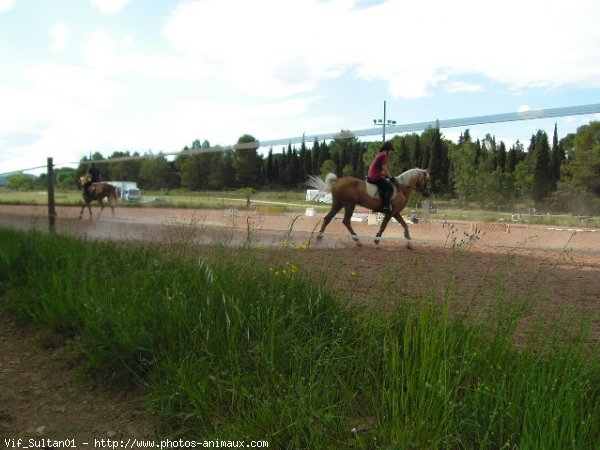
[1,0,600,175]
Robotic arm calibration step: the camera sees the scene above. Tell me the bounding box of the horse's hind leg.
[317,203,343,241]
[342,204,361,246]
[96,200,105,220]
[86,203,93,220]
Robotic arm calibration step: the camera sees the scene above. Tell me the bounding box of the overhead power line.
[2,103,600,176]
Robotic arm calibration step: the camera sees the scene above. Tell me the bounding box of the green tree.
[7,173,35,191]
[320,159,337,178]
[176,153,207,190]
[107,151,142,181]
[550,123,565,191]
[175,139,213,190]
[447,141,478,205]
[497,141,507,172]
[531,130,551,202]
[362,142,380,174]
[395,137,411,173]
[55,167,77,190]
[139,153,173,190]
[422,126,447,193]
[329,131,360,177]
[232,134,262,188]
[206,152,226,190]
[266,149,275,184]
[560,121,600,195]
[299,136,311,180]
[513,158,534,202]
[311,139,321,175]
[507,140,525,173]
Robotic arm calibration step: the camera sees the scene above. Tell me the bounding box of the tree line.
[6,121,600,214]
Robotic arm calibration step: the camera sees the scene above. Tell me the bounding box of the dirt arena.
[1,203,599,439]
[1,203,598,320]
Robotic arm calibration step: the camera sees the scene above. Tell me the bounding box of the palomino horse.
[306,168,430,247]
[78,175,118,219]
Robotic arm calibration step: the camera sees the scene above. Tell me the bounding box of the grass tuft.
[1,227,599,448]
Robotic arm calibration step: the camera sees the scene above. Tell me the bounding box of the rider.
[88,162,101,184]
[367,140,395,213]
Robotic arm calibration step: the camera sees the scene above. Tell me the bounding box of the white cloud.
[50,23,69,54]
[0,0,15,13]
[90,0,130,14]
[446,81,483,94]
[162,0,600,100]
[26,63,128,108]
[0,84,112,172]
[142,97,331,151]
[80,30,215,82]
[518,105,531,113]
[162,0,360,99]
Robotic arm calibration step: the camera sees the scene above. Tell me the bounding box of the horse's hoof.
[406,242,413,250]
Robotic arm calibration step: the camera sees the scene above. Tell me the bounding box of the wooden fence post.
[47,157,56,233]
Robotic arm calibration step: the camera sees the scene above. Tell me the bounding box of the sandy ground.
[0,204,598,253]
[1,203,599,442]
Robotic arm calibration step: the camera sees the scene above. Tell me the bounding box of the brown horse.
[306,168,430,247]
[78,175,118,219]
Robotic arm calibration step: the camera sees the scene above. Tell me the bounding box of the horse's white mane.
[395,168,427,187]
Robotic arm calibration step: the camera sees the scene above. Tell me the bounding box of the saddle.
[365,179,397,200]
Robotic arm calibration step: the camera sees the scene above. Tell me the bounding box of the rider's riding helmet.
[381,141,394,151]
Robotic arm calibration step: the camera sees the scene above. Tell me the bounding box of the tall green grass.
[1,227,599,448]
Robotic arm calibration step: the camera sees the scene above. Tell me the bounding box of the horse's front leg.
[79,204,86,219]
[393,213,412,249]
[374,213,393,246]
[393,213,411,240]
[87,202,93,220]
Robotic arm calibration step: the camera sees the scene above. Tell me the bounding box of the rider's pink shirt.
[368,151,389,180]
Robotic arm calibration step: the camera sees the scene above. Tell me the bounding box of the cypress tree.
[550,123,564,191]
[532,130,551,201]
[266,149,274,184]
[311,139,320,175]
[428,126,444,192]
[474,139,482,167]
[498,141,507,172]
[413,135,421,168]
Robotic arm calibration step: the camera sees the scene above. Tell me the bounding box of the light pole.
[373,100,396,142]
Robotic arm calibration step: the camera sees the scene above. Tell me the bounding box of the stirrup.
[374,206,392,213]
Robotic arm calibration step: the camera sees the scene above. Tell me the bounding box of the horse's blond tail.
[307,173,337,193]
[109,186,118,205]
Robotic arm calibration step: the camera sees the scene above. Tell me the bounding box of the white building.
[306,189,332,203]
[105,181,142,201]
